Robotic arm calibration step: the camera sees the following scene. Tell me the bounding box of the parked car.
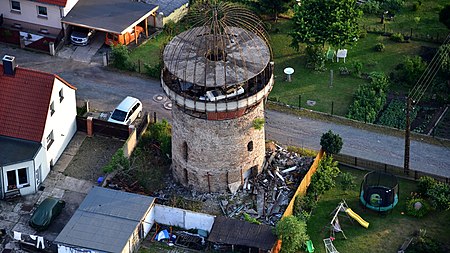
[70,27,95,46]
[29,197,65,231]
[108,96,143,125]
[105,26,143,46]
[201,86,245,102]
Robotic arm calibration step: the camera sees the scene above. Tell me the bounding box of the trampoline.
[360,171,399,212]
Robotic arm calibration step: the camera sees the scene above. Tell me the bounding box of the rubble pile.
[219,144,314,225]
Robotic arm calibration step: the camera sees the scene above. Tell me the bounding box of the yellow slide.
[345,208,369,228]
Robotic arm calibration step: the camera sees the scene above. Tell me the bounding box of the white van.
[108,96,143,125]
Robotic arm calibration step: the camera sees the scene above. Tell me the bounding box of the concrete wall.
[41,78,77,174]
[0,0,63,30]
[153,204,215,232]
[171,101,266,192]
[57,245,103,253]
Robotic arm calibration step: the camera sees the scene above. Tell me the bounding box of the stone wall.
[171,101,266,192]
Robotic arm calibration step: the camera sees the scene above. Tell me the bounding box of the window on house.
[7,168,29,190]
[47,130,54,150]
[59,88,64,102]
[11,1,21,12]
[50,101,55,116]
[247,141,254,152]
[37,6,48,17]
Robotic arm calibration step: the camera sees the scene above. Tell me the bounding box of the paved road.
[2,44,449,177]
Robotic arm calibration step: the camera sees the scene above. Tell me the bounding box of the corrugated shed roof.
[55,187,155,253]
[0,64,76,142]
[35,0,68,7]
[61,0,158,34]
[207,216,277,250]
[0,135,41,166]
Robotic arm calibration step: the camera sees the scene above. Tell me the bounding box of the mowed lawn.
[269,19,440,116]
[307,166,450,253]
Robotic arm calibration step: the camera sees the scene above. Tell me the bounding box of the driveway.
[57,31,106,63]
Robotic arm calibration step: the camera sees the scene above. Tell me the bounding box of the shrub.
[352,60,363,77]
[359,29,367,39]
[144,62,162,79]
[111,44,135,71]
[406,197,430,217]
[309,155,340,197]
[439,4,450,30]
[294,193,317,217]
[275,216,309,253]
[252,118,265,130]
[347,72,389,123]
[103,148,130,173]
[412,2,421,11]
[390,56,427,86]
[417,176,450,211]
[305,45,325,71]
[360,0,381,14]
[374,42,385,52]
[339,172,356,190]
[382,0,404,13]
[320,130,343,155]
[149,119,172,157]
[390,32,404,43]
[243,213,261,225]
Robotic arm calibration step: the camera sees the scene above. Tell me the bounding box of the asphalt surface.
[1,44,449,178]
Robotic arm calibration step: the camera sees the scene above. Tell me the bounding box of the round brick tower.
[161,2,274,192]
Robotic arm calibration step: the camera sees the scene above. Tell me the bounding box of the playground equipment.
[326,201,369,240]
[305,240,315,253]
[323,238,339,253]
[360,171,399,212]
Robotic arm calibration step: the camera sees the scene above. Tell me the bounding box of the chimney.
[2,55,16,76]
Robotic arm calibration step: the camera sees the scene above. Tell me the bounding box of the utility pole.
[404,97,411,175]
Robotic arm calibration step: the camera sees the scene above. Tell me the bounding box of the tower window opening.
[183,142,189,161]
[247,141,253,152]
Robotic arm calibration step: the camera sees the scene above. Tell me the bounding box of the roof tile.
[0,65,73,142]
[35,0,68,7]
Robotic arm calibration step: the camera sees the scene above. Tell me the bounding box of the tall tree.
[290,0,362,50]
[258,0,293,21]
[275,216,309,253]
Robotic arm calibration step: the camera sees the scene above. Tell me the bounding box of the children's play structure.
[360,171,399,212]
[326,201,369,240]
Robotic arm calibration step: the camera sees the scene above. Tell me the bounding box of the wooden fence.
[272,149,325,253]
[334,153,450,184]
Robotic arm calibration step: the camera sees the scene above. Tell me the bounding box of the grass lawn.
[360,0,449,39]
[307,166,450,253]
[269,19,440,116]
[129,32,169,68]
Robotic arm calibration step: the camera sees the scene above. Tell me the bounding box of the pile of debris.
[218,143,314,225]
[156,143,314,226]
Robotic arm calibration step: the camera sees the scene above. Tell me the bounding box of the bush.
[275,216,309,253]
[382,0,404,13]
[103,148,130,173]
[406,197,430,217]
[390,33,404,43]
[378,99,419,129]
[339,172,356,190]
[144,62,162,79]
[309,155,340,197]
[439,4,450,30]
[418,176,436,195]
[252,118,265,130]
[320,130,343,155]
[305,45,325,71]
[360,0,381,14]
[352,60,363,77]
[347,72,389,123]
[149,119,172,157]
[111,44,135,71]
[374,42,385,52]
[294,193,317,216]
[412,2,421,11]
[417,176,450,211]
[359,29,367,39]
[390,56,427,86]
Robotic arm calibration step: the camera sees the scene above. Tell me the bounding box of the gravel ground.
[63,136,124,181]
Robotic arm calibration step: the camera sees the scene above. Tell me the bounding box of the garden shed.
[55,187,155,253]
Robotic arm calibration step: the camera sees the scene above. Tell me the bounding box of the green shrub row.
[102,148,130,173]
[347,72,389,123]
[417,176,450,211]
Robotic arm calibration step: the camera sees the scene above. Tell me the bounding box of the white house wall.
[62,0,78,16]
[41,78,77,170]
[154,204,215,232]
[0,0,63,30]
[57,245,105,253]
[3,160,35,196]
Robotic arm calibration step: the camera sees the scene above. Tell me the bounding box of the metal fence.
[334,153,450,184]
